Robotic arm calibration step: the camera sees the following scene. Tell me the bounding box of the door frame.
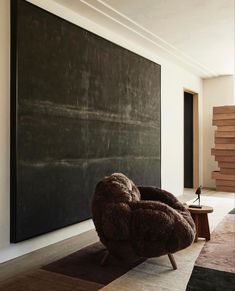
[183,88,199,189]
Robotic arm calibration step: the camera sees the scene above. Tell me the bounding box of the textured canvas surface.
[11,0,161,242]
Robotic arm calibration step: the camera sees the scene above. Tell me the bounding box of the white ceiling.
[54,0,234,78]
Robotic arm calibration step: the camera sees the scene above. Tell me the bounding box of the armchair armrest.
[137,186,184,211]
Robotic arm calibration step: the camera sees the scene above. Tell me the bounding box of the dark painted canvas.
[11,0,161,242]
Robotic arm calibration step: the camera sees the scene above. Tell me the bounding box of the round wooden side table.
[185,205,214,242]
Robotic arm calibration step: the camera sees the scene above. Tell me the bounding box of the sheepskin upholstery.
[92,173,196,262]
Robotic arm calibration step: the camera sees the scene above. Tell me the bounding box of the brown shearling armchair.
[91,173,196,269]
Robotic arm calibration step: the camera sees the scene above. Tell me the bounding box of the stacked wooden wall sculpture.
[211,105,235,192]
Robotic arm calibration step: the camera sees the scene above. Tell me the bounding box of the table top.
[185,205,214,214]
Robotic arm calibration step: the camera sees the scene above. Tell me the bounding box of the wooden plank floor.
[0,230,99,282]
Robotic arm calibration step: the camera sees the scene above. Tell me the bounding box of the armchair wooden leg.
[100,250,109,266]
[168,253,177,270]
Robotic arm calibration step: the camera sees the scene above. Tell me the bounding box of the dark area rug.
[0,242,144,291]
[186,209,235,291]
[42,241,144,285]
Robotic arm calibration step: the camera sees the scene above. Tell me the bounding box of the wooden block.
[213,113,235,120]
[217,126,235,132]
[215,137,235,144]
[213,106,235,114]
[215,131,235,138]
[212,171,235,180]
[211,148,235,156]
[216,179,235,186]
[218,162,235,169]
[215,156,235,162]
[212,107,235,187]
[213,120,235,126]
[216,185,235,192]
[215,144,235,150]
[220,168,235,175]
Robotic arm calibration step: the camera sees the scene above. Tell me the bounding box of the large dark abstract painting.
[11,0,161,242]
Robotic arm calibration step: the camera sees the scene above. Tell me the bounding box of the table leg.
[192,214,199,242]
[201,214,210,241]
[191,213,210,241]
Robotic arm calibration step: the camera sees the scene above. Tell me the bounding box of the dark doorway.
[184,92,194,188]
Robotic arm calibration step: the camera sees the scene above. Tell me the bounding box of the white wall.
[161,63,203,195]
[203,76,234,188]
[0,0,202,263]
